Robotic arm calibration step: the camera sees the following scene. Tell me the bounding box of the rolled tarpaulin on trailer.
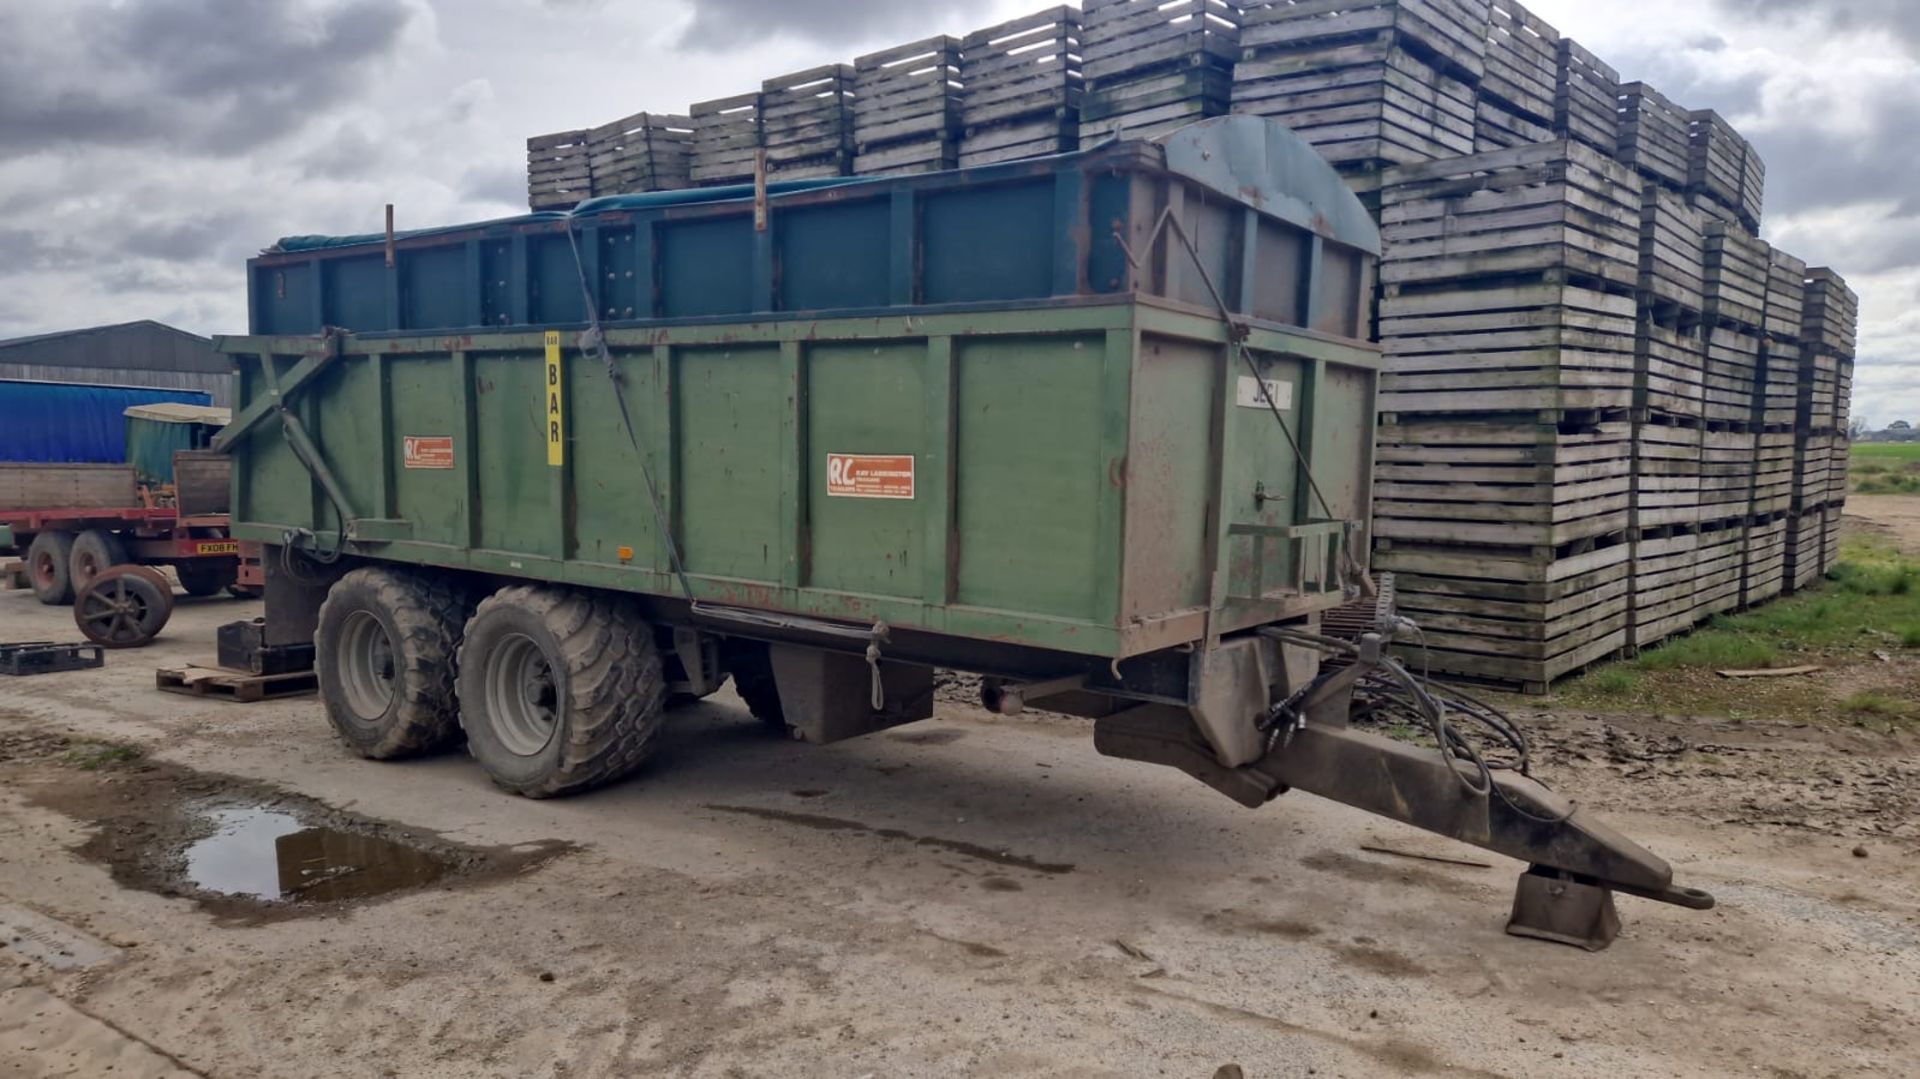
[0,380,212,465]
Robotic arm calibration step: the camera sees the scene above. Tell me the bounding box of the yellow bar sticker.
[544,331,564,467]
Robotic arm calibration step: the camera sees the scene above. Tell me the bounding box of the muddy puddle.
[1,732,568,923]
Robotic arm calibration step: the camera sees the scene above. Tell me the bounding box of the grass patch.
[1842,691,1918,721]
[1584,667,1643,695]
[63,742,143,770]
[1903,626,1920,649]
[1852,443,1920,493]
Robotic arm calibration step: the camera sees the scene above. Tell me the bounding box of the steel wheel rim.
[73,551,102,588]
[31,551,57,589]
[78,577,149,644]
[485,633,559,757]
[337,611,398,721]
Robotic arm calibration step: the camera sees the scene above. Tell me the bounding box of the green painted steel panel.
[570,350,663,565]
[474,351,556,555]
[387,356,464,544]
[922,181,1055,304]
[675,344,786,580]
[952,333,1107,620]
[1123,335,1214,621]
[805,341,930,598]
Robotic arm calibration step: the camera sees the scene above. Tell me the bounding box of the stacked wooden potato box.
[1078,0,1240,145]
[853,37,964,175]
[511,1,1859,690]
[958,7,1084,166]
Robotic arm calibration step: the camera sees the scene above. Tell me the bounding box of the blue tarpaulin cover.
[0,381,212,464]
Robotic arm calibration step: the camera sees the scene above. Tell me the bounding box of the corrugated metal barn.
[0,320,229,406]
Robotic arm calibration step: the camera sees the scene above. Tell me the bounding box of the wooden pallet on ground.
[1826,428,1853,506]
[1377,280,1639,414]
[1230,35,1475,169]
[958,6,1082,166]
[2,562,25,590]
[1377,141,1643,291]
[1616,82,1690,191]
[689,92,763,186]
[1553,39,1617,155]
[156,665,317,703]
[1819,504,1844,575]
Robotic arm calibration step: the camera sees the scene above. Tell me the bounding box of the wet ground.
[1,522,1918,1076]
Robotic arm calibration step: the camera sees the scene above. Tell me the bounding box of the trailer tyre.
[26,532,77,605]
[725,644,788,732]
[69,530,130,595]
[456,586,665,798]
[315,567,473,760]
[176,561,238,597]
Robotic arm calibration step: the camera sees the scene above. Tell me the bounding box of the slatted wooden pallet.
[586,112,693,197]
[689,92,763,185]
[1377,281,1639,414]
[761,65,855,176]
[527,128,593,210]
[1375,536,1630,692]
[1629,526,1699,649]
[958,6,1082,166]
[1082,0,1241,86]
[1631,415,1703,529]
[1,561,25,590]
[1230,36,1474,168]
[1701,221,1769,330]
[1752,431,1795,515]
[1638,185,1706,314]
[1763,247,1807,343]
[1797,349,1841,432]
[1693,517,1746,619]
[1374,415,1633,547]
[1825,423,1852,504]
[1686,109,1746,224]
[853,36,961,175]
[1784,509,1824,592]
[1552,39,1617,155]
[1616,82,1690,190]
[1378,141,1642,290]
[1742,513,1789,607]
[1699,427,1756,522]
[1481,0,1557,125]
[1237,0,1492,83]
[1738,140,1766,233]
[156,665,317,703]
[1834,357,1854,432]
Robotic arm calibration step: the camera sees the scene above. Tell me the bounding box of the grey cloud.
[0,0,414,156]
[459,161,531,210]
[678,0,998,49]
[1714,0,1920,54]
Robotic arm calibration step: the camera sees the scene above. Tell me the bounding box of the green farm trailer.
[216,118,1709,947]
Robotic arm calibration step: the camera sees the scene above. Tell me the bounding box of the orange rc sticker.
[826,453,915,500]
[403,436,455,470]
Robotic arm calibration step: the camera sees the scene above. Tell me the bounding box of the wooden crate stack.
[1789,268,1859,587]
[1616,82,1690,192]
[1474,1,1556,153]
[527,129,593,210]
[1231,0,1484,200]
[958,7,1083,167]
[1686,109,1761,232]
[689,92,763,186]
[1369,141,1642,689]
[853,37,963,176]
[762,65,857,178]
[1080,0,1241,146]
[584,112,692,197]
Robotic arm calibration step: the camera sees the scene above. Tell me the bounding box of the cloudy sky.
[1,0,1913,425]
